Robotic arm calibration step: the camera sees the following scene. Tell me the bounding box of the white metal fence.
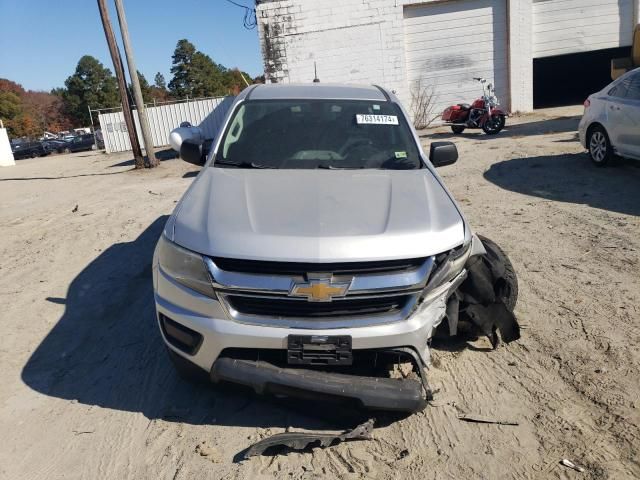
[96,96,234,153]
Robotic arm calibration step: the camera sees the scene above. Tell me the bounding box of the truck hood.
[172,167,464,262]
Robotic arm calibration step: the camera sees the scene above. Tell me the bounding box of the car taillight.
[584,99,591,108]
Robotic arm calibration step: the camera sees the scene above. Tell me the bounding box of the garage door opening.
[533,47,632,108]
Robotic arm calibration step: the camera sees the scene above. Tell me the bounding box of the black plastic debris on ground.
[243,418,374,459]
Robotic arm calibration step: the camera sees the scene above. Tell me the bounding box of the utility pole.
[96,0,144,168]
[114,0,158,167]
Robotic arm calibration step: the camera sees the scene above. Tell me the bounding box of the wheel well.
[586,122,606,142]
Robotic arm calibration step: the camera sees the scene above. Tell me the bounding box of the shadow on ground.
[21,216,400,433]
[109,148,178,168]
[484,152,640,217]
[421,115,581,141]
[0,171,128,182]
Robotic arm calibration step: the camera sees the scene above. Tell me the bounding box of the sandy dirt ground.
[1,106,639,480]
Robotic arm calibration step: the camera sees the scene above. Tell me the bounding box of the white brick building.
[256,0,640,114]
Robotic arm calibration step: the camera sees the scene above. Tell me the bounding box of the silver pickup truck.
[153,83,519,412]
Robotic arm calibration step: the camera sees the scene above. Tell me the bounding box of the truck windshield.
[213,99,422,169]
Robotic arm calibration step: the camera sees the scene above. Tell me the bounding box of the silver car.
[579,67,640,165]
[153,84,518,412]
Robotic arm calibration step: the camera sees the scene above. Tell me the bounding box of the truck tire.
[477,235,518,311]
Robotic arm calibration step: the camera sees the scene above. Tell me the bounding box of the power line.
[222,0,257,29]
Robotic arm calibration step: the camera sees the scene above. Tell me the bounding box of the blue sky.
[0,0,263,91]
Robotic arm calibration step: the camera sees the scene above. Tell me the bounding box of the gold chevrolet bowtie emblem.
[290,275,351,302]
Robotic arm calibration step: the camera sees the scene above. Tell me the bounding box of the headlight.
[425,240,472,291]
[156,235,215,297]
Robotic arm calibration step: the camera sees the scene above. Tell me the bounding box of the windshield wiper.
[317,165,366,170]
[215,160,275,169]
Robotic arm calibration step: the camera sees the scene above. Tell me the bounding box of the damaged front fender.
[454,235,520,347]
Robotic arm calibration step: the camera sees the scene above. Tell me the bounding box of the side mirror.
[180,139,205,166]
[429,141,458,167]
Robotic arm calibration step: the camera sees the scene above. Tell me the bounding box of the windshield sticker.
[372,104,381,110]
[356,114,399,125]
[395,151,407,159]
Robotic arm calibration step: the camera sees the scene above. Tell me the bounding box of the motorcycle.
[441,78,506,135]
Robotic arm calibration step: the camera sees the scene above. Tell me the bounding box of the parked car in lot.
[11,141,50,160]
[61,134,97,153]
[153,83,520,413]
[42,139,68,153]
[579,67,640,165]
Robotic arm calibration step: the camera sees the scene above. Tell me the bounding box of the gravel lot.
[1,106,639,479]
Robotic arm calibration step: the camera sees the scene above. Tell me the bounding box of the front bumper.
[153,264,465,373]
[211,357,427,412]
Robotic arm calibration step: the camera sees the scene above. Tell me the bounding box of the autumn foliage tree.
[0,78,72,138]
[150,73,171,103]
[1,45,259,140]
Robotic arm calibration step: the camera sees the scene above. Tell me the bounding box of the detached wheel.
[451,125,466,134]
[482,115,505,135]
[166,347,208,383]
[588,125,613,166]
[477,235,518,311]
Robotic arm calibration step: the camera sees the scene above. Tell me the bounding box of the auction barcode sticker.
[356,114,399,125]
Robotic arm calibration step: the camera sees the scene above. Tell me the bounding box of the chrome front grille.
[225,294,413,318]
[212,257,428,276]
[205,256,434,327]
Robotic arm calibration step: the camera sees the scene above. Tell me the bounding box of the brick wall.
[257,0,623,114]
[256,0,411,106]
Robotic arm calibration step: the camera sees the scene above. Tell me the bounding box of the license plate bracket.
[287,335,352,366]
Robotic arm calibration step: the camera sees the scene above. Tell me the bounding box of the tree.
[223,69,252,95]
[9,113,39,138]
[168,39,228,98]
[133,71,152,104]
[0,78,25,96]
[1,78,72,137]
[62,55,120,125]
[149,72,170,103]
[154,72,166,90]
[168,39,196,98]
[0,91,22,121]
[20,90,71,133]
[190,51,226,97]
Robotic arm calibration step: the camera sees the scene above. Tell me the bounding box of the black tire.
[477,235,518,311]
[63,147,71,154]
[166,347,209,383]
[30,151,37,158]
[451,125,466,134]
[587,125,613,166]
[482,115,505,135]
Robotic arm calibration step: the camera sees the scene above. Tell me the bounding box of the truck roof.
[242,83,390,102]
